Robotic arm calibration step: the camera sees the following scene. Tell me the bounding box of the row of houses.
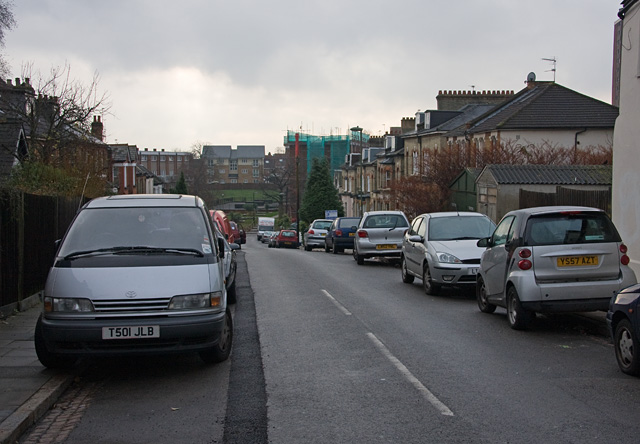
[288,76,619,223]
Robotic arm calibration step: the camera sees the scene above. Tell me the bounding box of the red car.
[274,230,299,248]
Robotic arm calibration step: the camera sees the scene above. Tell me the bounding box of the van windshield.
[58,207,212,257]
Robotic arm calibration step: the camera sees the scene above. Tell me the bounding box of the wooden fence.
[519,186,612,215]
[0,191,85,316]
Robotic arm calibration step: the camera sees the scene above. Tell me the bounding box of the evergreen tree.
[171,171,188,194]
[300,158,344,223]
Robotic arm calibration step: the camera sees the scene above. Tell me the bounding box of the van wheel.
[200,309,233,364]
[476,277,496,313]
[34,316,77,369]
[615,319,640,376]
[507,287,533,330]
[401,256,414,283]
[227,280,237,304]
[422,263,440,295]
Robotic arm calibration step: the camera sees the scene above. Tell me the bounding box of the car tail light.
[308,229,315,234]
[518,248,532,269]
[518,260,532,270]
[519,248,531,258]
[335,229,343,236]
[621,244,630,265]
[357,230,368,238]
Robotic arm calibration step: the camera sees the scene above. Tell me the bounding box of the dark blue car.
[324,217,361,254]
[607,283,640,376]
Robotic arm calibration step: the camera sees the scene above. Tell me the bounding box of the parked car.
[34,194,233,368]
[476,206,637,330]
[401,212,496,295]
[210,209,236,244]
[607,283,640,376]
[261,231,275,244]
[275,229,299,248]
[353,211,410,265]
[304,219,333,251]
[229,221,242,248]
[237,222,247,244]
[268,231,278,248]
[325,217,361,254]
[216,229,240,304]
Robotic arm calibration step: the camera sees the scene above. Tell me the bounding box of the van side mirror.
[217,237,225,259]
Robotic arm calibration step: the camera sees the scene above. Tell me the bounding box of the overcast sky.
[3,0,623,154]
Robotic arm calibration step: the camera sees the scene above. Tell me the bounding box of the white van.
[34,194,232,368]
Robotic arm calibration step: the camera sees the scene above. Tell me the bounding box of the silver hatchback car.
[476,206,637,330]
[401,212,496,295]
[353,211,410,265]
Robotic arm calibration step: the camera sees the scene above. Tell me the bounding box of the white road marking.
[321,289,352,315]
[367,332,454,416]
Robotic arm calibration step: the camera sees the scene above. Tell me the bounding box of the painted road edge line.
[321,290,352,316]
[367,332,454,416]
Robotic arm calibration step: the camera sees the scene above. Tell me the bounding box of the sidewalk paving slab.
[0,305,80,444]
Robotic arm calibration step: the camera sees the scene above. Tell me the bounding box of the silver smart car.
[35,194,233,368]
[476,206,637,330]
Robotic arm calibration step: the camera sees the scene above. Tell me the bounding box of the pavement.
[0,303,81,444]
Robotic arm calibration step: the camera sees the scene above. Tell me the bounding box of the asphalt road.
[19,238,640,443]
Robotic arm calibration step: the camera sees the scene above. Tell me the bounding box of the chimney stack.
[91,115,104,141]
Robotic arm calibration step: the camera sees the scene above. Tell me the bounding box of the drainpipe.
[574,128,587,163]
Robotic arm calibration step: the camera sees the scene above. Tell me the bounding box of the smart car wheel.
[506,286,533,330]
[200,309,233,364]
[422,263,440,295]
[401,256,414,284]
[614,319,640,376]
[476,277,496,313]
[34,315,77,369]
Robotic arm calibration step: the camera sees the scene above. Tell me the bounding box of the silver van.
[34,194,232,367]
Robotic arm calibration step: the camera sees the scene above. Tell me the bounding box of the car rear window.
[363,214,408,229]
[338,218,360,228]
[313,221,333,230]
[524,212,621,246]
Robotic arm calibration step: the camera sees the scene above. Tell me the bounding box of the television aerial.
[542,57,557,82]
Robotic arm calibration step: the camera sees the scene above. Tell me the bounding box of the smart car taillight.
[621,244,630,265]
[518,260,532,270]
[519,248,532,258]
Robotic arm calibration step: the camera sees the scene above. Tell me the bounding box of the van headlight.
[44,296,94,313]
[169,292,223,309]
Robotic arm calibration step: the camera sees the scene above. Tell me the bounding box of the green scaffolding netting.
[285,130,370,173]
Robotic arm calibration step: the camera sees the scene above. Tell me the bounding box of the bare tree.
[0,1,15,77]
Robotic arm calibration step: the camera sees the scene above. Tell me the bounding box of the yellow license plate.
[376,244,396,250]
[557,255,599,267]
[349,233,355,237]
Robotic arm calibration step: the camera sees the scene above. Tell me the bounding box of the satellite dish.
[527,72,536,82]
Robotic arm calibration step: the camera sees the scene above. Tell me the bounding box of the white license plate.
[102,325,160,340]
[468,268,479,275]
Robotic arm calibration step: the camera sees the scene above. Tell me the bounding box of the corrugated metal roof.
[482,164,611,185]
